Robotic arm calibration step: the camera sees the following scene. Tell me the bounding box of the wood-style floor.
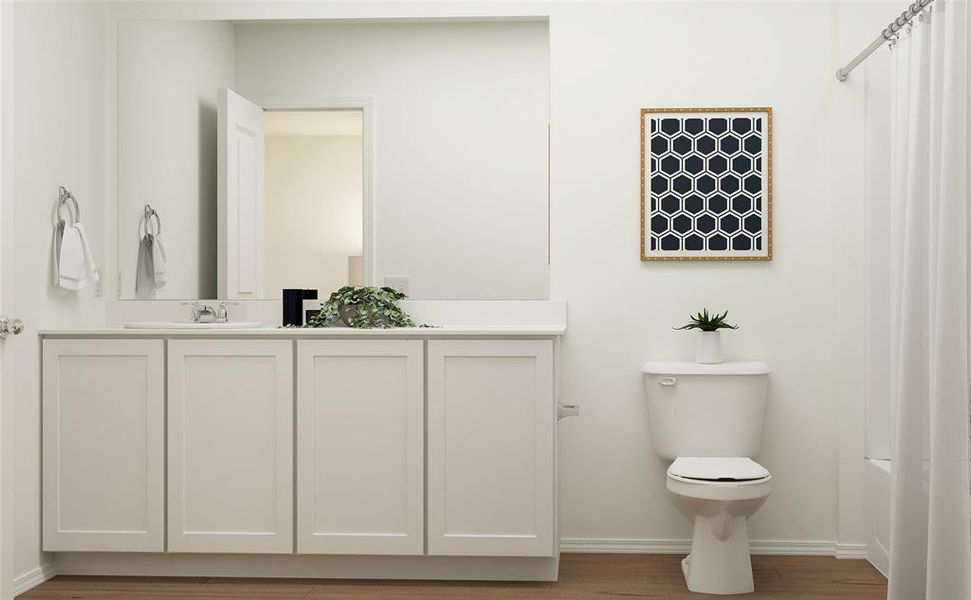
[18,554,888,599]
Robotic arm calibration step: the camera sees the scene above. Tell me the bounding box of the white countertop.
[38,326,566,337]
[50,301,568,337]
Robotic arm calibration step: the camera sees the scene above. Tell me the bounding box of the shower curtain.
[887,1,970,598]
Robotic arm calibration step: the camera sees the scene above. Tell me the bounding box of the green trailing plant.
[674,308,739,332]
[303,286,419,329]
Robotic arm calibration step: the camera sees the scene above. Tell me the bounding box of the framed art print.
[640,107,772,261]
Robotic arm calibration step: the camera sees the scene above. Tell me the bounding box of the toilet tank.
[642,361,770,460]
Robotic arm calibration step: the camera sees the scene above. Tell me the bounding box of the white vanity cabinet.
[426,340,555,557]
[167,339,293,553]
[296,340,424,554]
[42,339,165,552]
[41,324,564,579]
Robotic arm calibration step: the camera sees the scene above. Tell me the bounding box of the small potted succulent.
[674,308,739,364]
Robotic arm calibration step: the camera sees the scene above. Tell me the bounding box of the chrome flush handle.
[657,376,678,387]
[0,316,25,339]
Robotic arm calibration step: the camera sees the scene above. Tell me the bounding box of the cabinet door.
[168,339,293,553]
[296,340,423,555]
[42,339,164,552]
[427,340,555,557]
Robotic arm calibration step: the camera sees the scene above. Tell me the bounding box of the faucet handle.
[214,301,238,323]
[181,301,203,322]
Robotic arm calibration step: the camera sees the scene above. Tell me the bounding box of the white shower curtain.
[887,1,970,599]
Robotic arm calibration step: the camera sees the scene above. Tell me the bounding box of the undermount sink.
[123,321,264,330]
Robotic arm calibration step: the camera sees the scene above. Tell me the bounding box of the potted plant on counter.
[674,308,739,364]
[305,286,418,329]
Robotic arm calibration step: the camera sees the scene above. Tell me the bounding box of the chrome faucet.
[183,302,216,323]
[182,302,238,323]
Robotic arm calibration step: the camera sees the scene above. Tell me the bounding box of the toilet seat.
[667,457,770,484]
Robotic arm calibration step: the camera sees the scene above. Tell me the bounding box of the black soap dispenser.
[282,289,304,326]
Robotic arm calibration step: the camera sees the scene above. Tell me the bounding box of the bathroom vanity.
[39,320,565,581]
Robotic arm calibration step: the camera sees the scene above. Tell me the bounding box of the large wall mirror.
[115,19,550,301]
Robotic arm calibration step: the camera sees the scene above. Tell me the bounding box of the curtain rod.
[836,0,936,82]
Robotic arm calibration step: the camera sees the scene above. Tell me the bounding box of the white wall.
[264,134,363,295]
[7,1,108,582]
[117,20,235,299]
[234,21,550,300]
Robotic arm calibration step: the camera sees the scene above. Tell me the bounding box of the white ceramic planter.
[696,331,723,364]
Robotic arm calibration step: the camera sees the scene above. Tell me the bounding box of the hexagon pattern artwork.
[642,110,770,260]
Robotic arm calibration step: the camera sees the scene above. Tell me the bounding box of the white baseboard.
[559,538,868,559]
[13,562,56,596]
[19,540,868,594]
[866,541,889,576]
[835,543,869,559]
[560,538,691,554]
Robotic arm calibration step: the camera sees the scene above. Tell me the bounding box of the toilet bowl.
[642,361,771,595]
[666,456,771,595]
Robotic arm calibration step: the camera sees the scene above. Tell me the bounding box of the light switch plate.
[383,276,410,296]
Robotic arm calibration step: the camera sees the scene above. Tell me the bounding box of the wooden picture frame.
[640,107,772,261]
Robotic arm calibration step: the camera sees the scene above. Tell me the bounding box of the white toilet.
[642,360,771,595]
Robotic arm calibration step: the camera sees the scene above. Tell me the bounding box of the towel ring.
[55,186,80,226]
[139,204,162,239]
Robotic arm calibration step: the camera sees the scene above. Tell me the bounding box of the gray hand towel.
[135,233,156,299]
[51,219,65,287]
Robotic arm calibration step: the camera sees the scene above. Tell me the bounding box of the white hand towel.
[57,223,99,290]
[151,234,167,289]
[76,223,99,285]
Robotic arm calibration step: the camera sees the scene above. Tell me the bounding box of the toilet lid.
[668,457,770,482]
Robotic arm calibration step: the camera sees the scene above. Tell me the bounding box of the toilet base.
[681,513,754,595]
